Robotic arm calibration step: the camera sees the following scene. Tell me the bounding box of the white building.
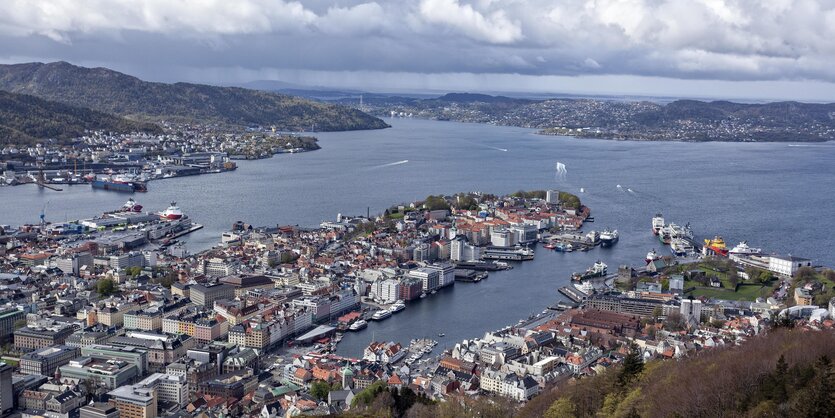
[768,255,812,277]
[140,372,189,407]
[379,279,401,304]
[546,190,560,205]
[680,298,702,328]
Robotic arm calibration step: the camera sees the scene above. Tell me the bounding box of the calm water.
[2,118,834,356]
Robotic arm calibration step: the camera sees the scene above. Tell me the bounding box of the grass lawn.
[688,281,776,301]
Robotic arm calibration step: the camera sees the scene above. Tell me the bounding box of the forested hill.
[0,62,389,131]
[0,90,161,145]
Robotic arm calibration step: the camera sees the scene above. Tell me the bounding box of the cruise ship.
[348,319,368,331]
[599,229,619,247]
[371,309,392,321]
[482,246,534,261]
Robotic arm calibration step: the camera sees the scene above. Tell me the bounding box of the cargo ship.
[703,236,729,256]
[91,179,147,192]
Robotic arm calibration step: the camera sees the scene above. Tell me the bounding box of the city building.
[189,283,234,307]
[0,308,25,345]
[107,378,158,418]
[80,402,120,418]
[19,345,80,376]
[0,363,13,416]
[59,356,139,390]
[14,325,75,351]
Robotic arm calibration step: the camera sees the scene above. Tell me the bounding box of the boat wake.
[371,160,409,169]
[488,146,508,152]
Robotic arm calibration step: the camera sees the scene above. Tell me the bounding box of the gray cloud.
[2,0,835,97]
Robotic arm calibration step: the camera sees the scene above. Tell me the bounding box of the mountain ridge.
[0,61,389,131]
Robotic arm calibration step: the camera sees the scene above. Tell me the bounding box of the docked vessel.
[703,236,729,256]
[482,246,534,261]
[121,198,143,213]
[349,319,368,331]
[670,238,695,257]
[652,213,665,235]
[599,229,619,247]
[390,301,406,313]
[159,202,184,220]
[729,241,762,258]
[91,178,147,193]
[554,242,573,252]
[572,261,608,281]
[645,249,661,264]
[371,309,392,321]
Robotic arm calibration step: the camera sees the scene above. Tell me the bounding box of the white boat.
[159,202,184,220]
[646,249,661,264]
[419,293,427,299]
[390,301,406,313]
[729,241,762,257]
[371,310,392,321]
[599,229,619,247]
[652,213,665,235]
[670,238,695,257]
[349,319,368,331]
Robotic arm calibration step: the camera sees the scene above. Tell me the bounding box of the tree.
[125,266,142,278]
[544,397,577,418]
[96,278,116,296]
[309,380,331,401]
[795,266,817,282]
[618,345,644,388]
[797,356,833,417]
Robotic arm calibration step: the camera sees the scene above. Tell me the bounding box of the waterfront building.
[769,255,813,277]
[585,294,666,317]
[408,267,440,292]
[19,345,80,375]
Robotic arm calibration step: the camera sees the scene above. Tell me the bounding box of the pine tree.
[618,345,645,388]
[772,354,788,404]
[803,356,833,417]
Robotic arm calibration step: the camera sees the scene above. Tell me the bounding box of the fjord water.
[2,118,833,356]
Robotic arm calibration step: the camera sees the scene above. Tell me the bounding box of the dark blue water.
[2,118,833,356]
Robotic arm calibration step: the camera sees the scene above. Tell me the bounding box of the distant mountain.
[360,92,835,141]
[0,90,161,145]
[0,62,389,131]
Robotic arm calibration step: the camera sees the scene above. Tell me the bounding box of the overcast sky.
[3,0,835,101]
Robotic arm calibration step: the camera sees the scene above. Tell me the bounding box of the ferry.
[646,249,661,264]
[571,261,608,281]
[703,236,729,256]
[599,229,619,247]
[482,245,534,261]
[652,213,665,235]
[371,309,392,321]
[554,242,573,252]
[390,301,406,313]
[349,319,368,331]
[159,202,184,220]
